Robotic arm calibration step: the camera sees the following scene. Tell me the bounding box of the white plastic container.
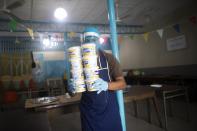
[68,46,85,93]
[81,43,96,57]
[75,84,86,92]
[81,43,99,92]
[74,80,86,92]
[82,55,98,68]
[83,68,99,79]
[68,46,82,59]
[70,75,86,93]
[83,67,99,92]
[71,70,84,80]
[70,59,83,69]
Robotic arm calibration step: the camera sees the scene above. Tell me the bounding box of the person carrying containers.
[69,27,126,131]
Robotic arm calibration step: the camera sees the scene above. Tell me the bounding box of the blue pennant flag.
[173,24,181,33]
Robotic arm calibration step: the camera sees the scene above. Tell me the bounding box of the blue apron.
[80,50,122,131]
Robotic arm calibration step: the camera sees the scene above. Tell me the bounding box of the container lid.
[68,46,81,51]
[81,43,96,47]
[84,27,100,38]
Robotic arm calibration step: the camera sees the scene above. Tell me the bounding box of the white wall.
[119,19,197,69]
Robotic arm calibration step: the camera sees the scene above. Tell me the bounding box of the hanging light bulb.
[54,7,68,20]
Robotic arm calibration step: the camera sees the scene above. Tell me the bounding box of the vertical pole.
[64,32,71,87]
[0,43,1,76]
[163,92,168,130]
[107,0,126,131]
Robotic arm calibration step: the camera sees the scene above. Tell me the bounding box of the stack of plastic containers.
[81,43,99,91]
[68,46,86,93]
[81,27,100,91]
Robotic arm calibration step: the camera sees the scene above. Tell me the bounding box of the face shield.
[83,27,101,49]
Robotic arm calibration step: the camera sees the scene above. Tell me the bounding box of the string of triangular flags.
[8,18,79,42]
[8,19,34,40]
[8,19,65,43]
[8,20,64,41]
[118,15,196,43]
[7,15,196,44]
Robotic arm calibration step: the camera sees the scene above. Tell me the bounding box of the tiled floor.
[50,101,197,131]
[0,100,196,131]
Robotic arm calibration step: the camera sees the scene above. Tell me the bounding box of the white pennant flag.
[157,29,164,39]
[39,33,43,42]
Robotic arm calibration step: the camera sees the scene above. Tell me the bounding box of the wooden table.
[25,87,163,128]
[124,86,163,128]
[124,86,155,102]
[25,93,81,111]
[25,93,82,125]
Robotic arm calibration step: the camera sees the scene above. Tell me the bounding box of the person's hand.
[68,79,75,94]
[92,78,108,94]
